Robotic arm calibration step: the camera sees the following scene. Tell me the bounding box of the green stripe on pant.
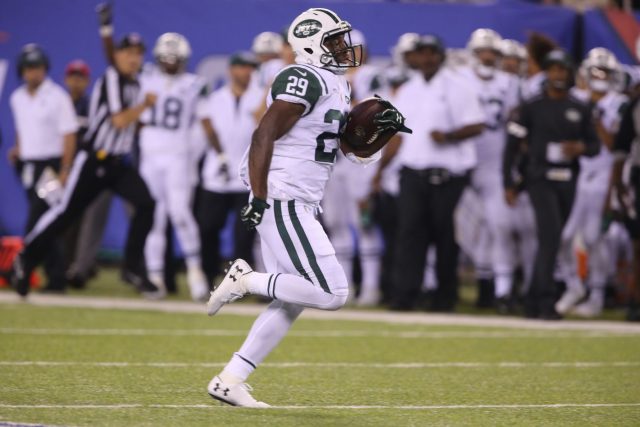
[287,200,331,294]
[274,200,312,283]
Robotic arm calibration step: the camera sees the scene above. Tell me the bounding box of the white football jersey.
[240,64,351,205]
[139,68,207,155]
[580,90,628,176]
[462,67,520,171]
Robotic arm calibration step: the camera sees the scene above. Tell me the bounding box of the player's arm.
[201,118,224,154]
[59,132,76,185]
[503,105,529,206]
[8,134,20,165]
[96,2,115,65]
[249,100,304,200]
[112,94,157,129]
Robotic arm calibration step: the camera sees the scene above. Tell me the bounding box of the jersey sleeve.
[270,66,323,116]
[57,90,79,135]
[448,77,486,129]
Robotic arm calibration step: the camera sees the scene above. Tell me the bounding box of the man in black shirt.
[11,34,159,298]
[611,95,640,321]
[503,49,599,319]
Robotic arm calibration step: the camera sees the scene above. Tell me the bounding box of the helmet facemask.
[319,29,362,73]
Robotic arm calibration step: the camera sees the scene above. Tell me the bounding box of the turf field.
[1,291,639,426]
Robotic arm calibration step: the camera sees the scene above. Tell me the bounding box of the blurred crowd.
[4,4,640,321]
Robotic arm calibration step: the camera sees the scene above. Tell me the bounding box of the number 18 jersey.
[139,67,207,155]
[240,64,351,205]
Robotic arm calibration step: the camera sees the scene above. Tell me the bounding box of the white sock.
[185,255,202,271]
[221,300,304,382]
[588,288,605,305]
[495,274,512,298]
[244,272,347,311]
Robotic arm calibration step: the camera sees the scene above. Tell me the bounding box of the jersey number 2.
[315,109,344,163]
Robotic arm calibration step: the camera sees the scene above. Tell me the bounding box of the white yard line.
[1,293,640,333]
[0,403,639,410]
[0,361,638,369]
[0,327,636,338]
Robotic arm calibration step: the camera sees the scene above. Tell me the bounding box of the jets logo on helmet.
[293,20,323,38]
[287,8,362,74]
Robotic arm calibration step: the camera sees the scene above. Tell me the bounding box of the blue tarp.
[0,0,623,252]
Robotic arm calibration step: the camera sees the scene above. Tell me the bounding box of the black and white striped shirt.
[83,66,139,155]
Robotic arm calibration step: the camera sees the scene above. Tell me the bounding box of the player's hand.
[58,169,69,187]
[7,146,19,165]
[561,140,585,159]
[96,2,113,27]
[240,197,270,230]
[373,95,412,134]
[144,93,157,107]
[371,170,383,194]
[431,130,447,144]
[504,187,519,207]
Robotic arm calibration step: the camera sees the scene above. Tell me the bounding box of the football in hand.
[342,97,395,155]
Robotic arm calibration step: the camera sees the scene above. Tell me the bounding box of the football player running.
[137,33,210,301]
[205,8,410,407]
[556,48,628,317]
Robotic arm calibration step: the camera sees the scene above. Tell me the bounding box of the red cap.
[65,60,90,77]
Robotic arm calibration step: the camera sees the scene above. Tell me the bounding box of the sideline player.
[204,8,410,406]
[137,33,209,301]
[556,48,628,316]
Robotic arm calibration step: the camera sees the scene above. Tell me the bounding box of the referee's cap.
[116,33,146,52]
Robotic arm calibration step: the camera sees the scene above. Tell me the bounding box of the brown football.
[342,97,394,156]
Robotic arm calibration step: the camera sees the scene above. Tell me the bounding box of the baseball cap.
[116,33,146,51]
[418,34,445,53]
[65,60,90,77]
[543,49,573,70]
[229,51,258,67]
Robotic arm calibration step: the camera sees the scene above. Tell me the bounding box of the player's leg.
[230,192,257,266]
[207,199,349,315]
[111,161,157,296]
[165,156,208,301]
[15,152,103,295]
[391,168,430,310]
[140,158,169,295]
[356,226,383,306]
[555,182,588,314]
[195,189,230,284]
[572,185,609,317]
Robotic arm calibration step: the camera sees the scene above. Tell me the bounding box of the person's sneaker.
[571,298,603,318]
[147,272,167,300]
[495,296,515,315]
[206,259,252,316]
[66,273,87,290]
[356,288,380,307]
[10,252,30,297]
[554,287,586,315]
[207,376,269,408]
[187,266,210,302]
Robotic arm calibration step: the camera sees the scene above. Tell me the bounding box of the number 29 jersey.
[139,67,207,155]
[240,64,351,205]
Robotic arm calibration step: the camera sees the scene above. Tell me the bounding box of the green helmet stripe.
[313,8,340,23]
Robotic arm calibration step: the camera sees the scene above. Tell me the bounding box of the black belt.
[403,167,467,185]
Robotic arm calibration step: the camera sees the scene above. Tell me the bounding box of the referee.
[11,34,159,298]
[503,49,599,319]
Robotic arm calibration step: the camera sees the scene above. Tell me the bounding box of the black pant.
[195,189,255,284]
[527,178,576,314]
[17,158,66,289]
[373,191,398,304]
[23,150,155,278]
[392,167,469,311]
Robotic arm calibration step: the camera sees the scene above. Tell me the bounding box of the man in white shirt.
[196,53,263,284]
[9,44,78,292]
[375,35,485,311]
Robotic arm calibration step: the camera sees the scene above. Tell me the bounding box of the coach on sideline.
[11,34,160,298]
[503,49,599,320]
[375,35,485,312]
[8,44,78,293]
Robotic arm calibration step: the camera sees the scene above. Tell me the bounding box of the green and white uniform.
[240,64,351,206]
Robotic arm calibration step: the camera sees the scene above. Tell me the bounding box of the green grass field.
[1,271,639,426]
